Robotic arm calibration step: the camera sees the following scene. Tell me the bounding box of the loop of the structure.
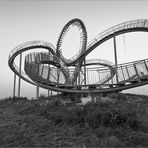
[8,40,57,86]
[56,18,87,65]
[83,59,115,84]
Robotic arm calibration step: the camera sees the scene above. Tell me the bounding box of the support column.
[47,64,51,97]
[13,73,16,98]
[57,68,60,95]
[57,50,60,95]
[83,58,86,85]
[78,69,80,85]
[36,85,39,98]
[18,53,22,97]
[48,89,50,97]
[113,36,118,83]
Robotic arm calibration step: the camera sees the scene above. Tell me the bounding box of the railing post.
[18,53,22,97]
[133,63,140,79]
[41,65,44,79]
[97,69,99,82]
[121,66,125,81]
[29,54,32,75]
[57,50,60,95]
[125,66,130,79]
[144,60,148,73]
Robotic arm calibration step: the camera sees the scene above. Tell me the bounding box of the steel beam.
[48,89,50,97]
[113,36,118,83]
[83,57,87,85]
[18,53,22,97]
[13,73,16,98]
[36,85,39,98]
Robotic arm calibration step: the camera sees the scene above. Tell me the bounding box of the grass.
[0,93,148,147]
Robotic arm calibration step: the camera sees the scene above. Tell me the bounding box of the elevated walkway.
[8,19,148,94]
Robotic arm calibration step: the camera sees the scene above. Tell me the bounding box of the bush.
[85,110,102,128]
[128,131,148,146]
[39,97,144,131]
[101,135,124,147]
[16,102,40,115]
[94,126,106,138]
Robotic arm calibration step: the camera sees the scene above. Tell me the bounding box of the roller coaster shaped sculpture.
[8,18,148,95]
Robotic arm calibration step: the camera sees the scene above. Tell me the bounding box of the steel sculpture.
[8,18,148,97]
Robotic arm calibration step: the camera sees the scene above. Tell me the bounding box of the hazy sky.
[1,0,148,98]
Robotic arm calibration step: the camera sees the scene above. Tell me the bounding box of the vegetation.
[1,93,148,147]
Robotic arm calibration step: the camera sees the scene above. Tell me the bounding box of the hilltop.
[1,93,148,147]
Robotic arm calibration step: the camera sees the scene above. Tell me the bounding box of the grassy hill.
[1,93,148,147]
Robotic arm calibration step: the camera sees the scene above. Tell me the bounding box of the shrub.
[94,126,106,138]
[16,102,41,115]
[101,135,124,147]
[85,110,102,128]
[128,131,148,146]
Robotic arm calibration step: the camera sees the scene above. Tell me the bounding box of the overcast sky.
[1,0,148,98]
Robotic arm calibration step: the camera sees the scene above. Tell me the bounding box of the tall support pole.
[13,73,16,98]
[47,64,50,97]
[113,36,118,83]
[36,57,40,99]
[84,57,86,85]
[57,50,60,95]
[36,85,39,98]
[57,69,60,95]
[78,68,80,85]
[48,89,50,97]
[18,53,22,97]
